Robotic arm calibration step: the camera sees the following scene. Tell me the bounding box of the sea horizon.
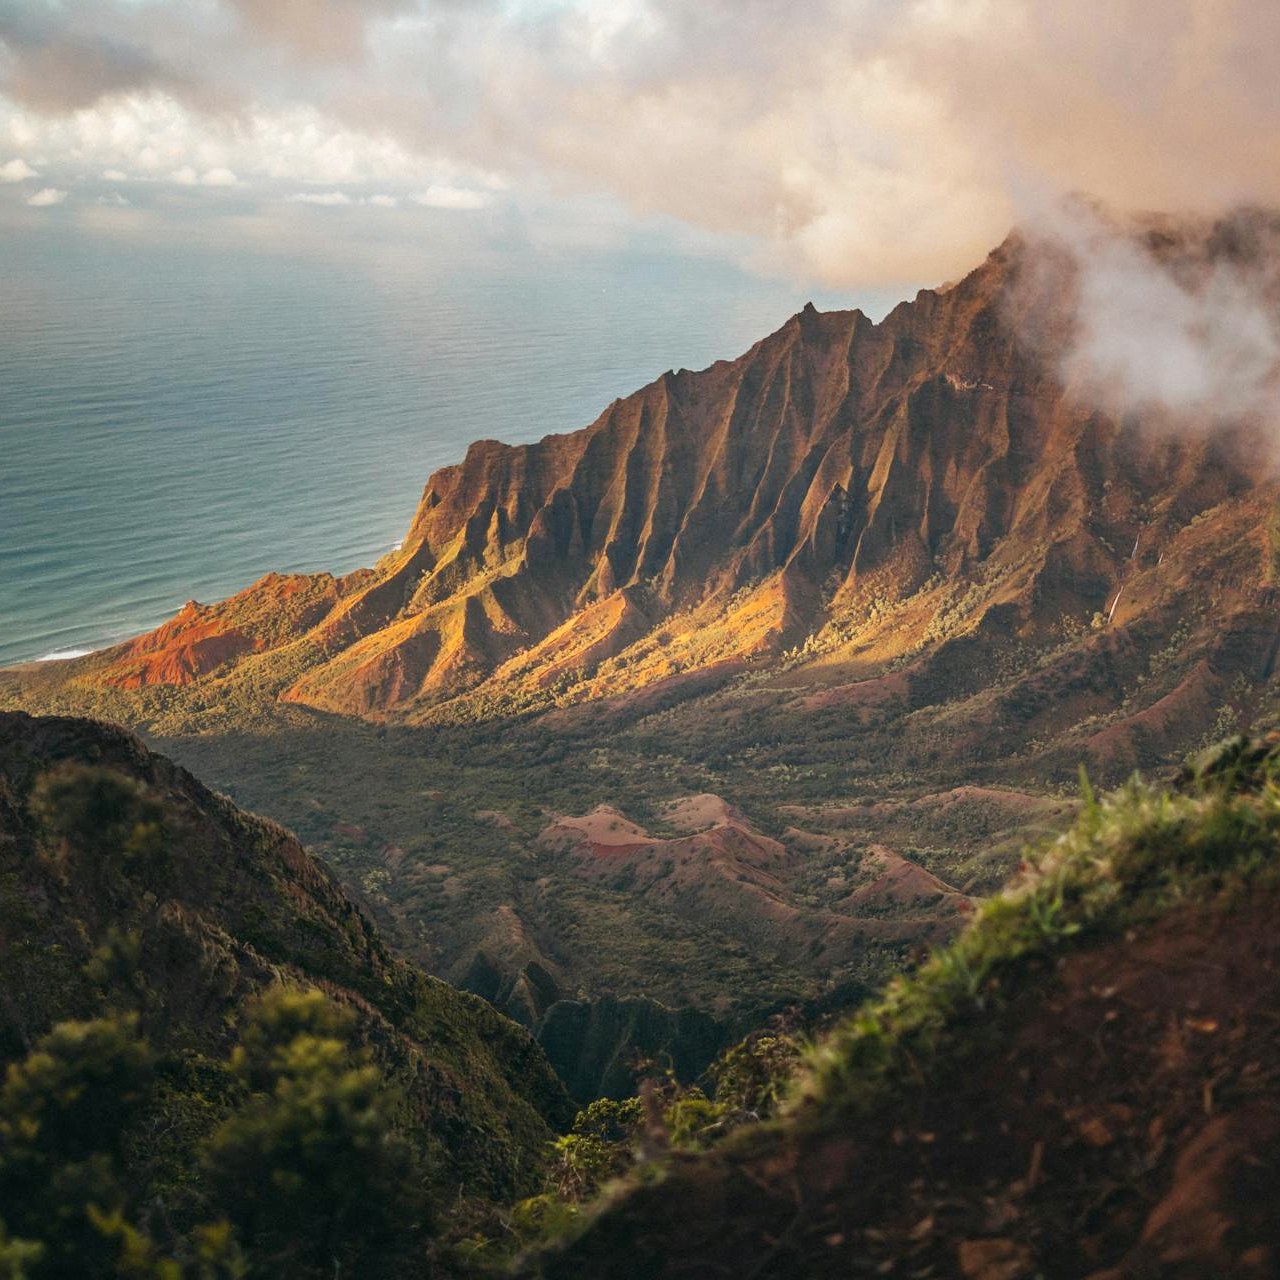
[1,226,859,667]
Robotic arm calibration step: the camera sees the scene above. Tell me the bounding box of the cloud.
[0,7,201,113]
[101,168,128,181]
[166,164,237,187]
[26,186,65,206]
[285,190,352,206]
[4,1,1280,287]
[412,185,488,210]
[0,156,37,181]
[224,0,416,65]
[1,95,449,192]
[285,190,409,209]
[1014,203,1280,428]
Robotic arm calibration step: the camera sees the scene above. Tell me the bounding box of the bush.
[0,1015,166,1277]
[203,988,429,1279]
[29,765,165,887]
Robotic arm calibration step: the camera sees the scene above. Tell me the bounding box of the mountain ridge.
[14,213,1277,749]
[6,211,1280,1036]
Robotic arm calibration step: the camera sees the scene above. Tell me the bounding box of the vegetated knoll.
[538,798,971,964]
[0,711,571,1214]
[527,737,1280,1279]
[10,209,1278,773]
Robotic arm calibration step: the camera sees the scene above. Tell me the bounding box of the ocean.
[0,227,858,666]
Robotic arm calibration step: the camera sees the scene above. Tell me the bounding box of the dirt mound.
[537,803,967,966]
[533,888,1280,1278]
[658,793,746,834]
[539,804,655,849]
[840,845,970,911]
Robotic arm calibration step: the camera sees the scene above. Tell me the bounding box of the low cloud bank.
[1012,202,1280,435]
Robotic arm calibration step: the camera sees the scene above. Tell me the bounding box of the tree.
[0,1016,167,1278]
[203,988,429,1278]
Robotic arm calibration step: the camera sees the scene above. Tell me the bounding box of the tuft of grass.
[797,736,1280,1121]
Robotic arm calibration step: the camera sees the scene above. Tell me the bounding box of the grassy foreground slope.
[0,711,571,1274]
[529,737,1280,1279]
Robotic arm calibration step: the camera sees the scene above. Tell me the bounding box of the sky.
[2,0,1278,297]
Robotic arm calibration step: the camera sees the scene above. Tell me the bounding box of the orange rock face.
[54,212,1280,761]
[94,572,347,689]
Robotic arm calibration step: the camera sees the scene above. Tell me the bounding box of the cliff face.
[16,213,1280,764]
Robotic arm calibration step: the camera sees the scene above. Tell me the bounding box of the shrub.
[203,988,429,1280]
[28,766,165,887]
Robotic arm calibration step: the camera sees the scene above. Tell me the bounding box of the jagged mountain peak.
[11,214,1275,748]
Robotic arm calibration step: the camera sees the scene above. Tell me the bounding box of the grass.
[798,737,1280,1121]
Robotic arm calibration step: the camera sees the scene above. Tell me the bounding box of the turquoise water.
[0,230,857,666]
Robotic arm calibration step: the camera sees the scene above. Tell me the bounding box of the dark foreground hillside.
[0,711,571,1277]
[526,739,1280,1279]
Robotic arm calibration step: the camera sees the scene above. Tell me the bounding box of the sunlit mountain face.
[1,223,855,666]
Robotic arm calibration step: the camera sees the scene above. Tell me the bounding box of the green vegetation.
[801,738,1280,1119]
[498,1020,806,1260]
[7,512,1279,1028]
[519,735,1280,1275]
[0,715,572,1277]
[6,713,1280,1274]
[121,706,1042,1017]
[0,991,426,1278]
[205,990,428,1277]
[0,1015,167,1279]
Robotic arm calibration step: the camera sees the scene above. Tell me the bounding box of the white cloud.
[200,167,238,186]
[96,191,130,205]
[5,1,1280,288]
[1019,204,1280,427]
[168,165,198,184]
[366,193,397,207]
[412,185,488,210]
[0,157,38,182]
[26,187,67,207]
[285,190,351,205]
[1,95,450,193]
[102,168,129,181]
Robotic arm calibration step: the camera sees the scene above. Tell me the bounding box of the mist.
[1011,203,1280,434]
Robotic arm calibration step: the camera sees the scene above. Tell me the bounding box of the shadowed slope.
[0,711,571,1205]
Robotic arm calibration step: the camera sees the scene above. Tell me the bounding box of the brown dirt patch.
[536,888,1280,1278]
